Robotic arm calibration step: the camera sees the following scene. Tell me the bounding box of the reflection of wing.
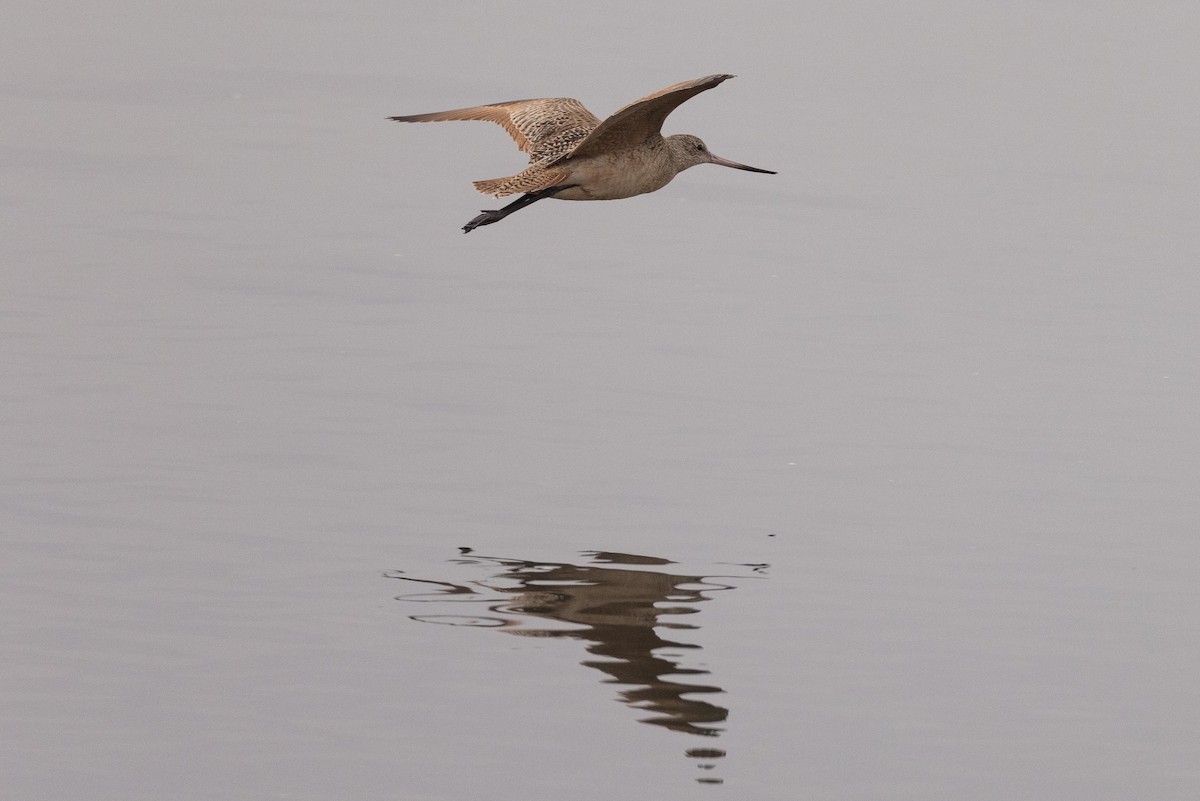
[564,74,734,161]
[581,625,728,736]
[389,98,601,164]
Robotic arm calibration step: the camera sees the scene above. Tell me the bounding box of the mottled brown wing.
[389,98,601,164]
[560,74,735,162]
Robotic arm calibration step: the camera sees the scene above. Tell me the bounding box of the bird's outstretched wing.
[389,98,601,164]
[560,74,735,162]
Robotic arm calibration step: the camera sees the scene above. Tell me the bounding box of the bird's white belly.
[556,151,675,201]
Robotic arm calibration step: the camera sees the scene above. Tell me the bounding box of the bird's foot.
[462,209,506,234]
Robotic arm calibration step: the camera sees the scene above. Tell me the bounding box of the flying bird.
[389,74,776,233]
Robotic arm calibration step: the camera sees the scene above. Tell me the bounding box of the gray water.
[4,3,1200,799]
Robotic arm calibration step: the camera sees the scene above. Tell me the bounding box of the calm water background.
[4,2,1200,799]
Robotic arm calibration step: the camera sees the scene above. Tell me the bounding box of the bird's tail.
[472,177,514,197]
[473,167,570,198]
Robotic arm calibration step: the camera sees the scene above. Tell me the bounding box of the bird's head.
[667,134,776,175]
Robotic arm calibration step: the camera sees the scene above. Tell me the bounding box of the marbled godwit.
[389,74,775,233]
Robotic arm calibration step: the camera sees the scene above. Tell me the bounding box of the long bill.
[709,153,776,174]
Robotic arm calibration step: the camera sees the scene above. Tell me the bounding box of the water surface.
[4,3,1200,799]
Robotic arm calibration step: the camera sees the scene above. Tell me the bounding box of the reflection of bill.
[387,550,767,785]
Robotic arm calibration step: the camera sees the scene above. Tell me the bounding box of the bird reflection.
[386,550,767,784]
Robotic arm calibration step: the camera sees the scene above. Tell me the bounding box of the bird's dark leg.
[462,185,574,233]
